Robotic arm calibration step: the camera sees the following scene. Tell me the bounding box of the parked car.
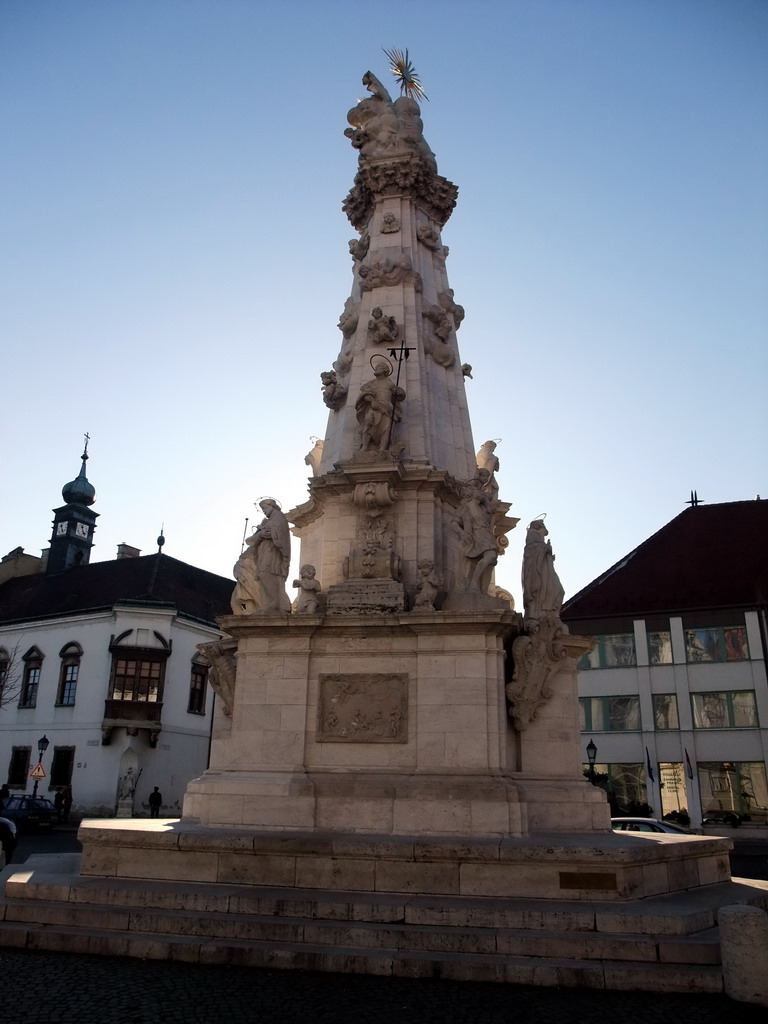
[0,795,58,831]
[702,809,741,827]
[612,817,694,835]
[0,816,17,863]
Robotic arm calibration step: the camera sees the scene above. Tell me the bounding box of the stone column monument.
[184,68,606,838]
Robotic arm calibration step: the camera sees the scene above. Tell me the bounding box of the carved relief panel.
[318,673,409,742]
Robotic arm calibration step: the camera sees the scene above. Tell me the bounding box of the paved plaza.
[2,946,765,1024]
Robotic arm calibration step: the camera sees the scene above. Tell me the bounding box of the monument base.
[75,820,733,902]
[182,771,608,837]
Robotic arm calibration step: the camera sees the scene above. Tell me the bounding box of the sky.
[1,0,766,607]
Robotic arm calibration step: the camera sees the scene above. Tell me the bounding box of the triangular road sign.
[29,763,46,780]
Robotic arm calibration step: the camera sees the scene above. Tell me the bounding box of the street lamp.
[32,735,49,798]
[586,738,597,782]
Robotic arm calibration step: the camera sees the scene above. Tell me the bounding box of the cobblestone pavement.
[2,948,766,1024]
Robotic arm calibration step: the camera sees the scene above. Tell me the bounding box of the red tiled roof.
[563,500,768,620]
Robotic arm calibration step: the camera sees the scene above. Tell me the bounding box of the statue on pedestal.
[521,519,565,627]
[232,499,292,614]
[355,360,405,453]
[451,480,498,594]
[507,520,569,731]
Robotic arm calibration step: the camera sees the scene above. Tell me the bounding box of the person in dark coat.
[148,787,163,818]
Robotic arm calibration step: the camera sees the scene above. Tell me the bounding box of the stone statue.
[293,564,322,614]
[345,71,437,173]
[476,440,500,477]
[438,289,465,329]
[359,255,422,293]
[417,224,442,250]
[349,233,369,262]
[233,499,292,614]
[367,307,399,346]
[321,370,347,410]
[521,519,565,626]
[197,639,237,717]
[476,441,500,502]
[119,767,137,801]
[381,212,400,234]
[337,296,360,339]
[413,560,440,611]
[451,480,498,594]
[355,360,405,453]
[421,304,455,367]
[304,438,324,476]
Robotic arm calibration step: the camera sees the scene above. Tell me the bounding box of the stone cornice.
[343,156,458,231]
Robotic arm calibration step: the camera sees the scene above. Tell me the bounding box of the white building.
[0,448,233,817]
[562,498,768,827]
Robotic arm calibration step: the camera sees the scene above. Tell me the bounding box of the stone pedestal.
[184,610,609,838]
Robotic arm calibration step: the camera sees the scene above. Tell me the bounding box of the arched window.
[19,646,44,708]
[57,642,83,706]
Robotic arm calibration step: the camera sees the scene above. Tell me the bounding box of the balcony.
[102,699,163,747]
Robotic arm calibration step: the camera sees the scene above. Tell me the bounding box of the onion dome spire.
[61,433,96,507]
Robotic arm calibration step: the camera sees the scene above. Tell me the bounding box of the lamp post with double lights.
[31,734,49,798]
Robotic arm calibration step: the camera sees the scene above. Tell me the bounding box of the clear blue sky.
[2,0,766,605]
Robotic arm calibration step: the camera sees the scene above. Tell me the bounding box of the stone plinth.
[186,609,609,837]
[75,820,733,903]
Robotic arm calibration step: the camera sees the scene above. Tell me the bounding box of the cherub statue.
[381,212,400,234]
[321,370,347,410]
[293,564,322,614]
[367,307,399,346]
[413,560,440,611]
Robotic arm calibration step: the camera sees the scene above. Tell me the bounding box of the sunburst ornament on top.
[382,47,428,102]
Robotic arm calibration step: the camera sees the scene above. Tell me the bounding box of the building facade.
[563,499,768,826]
[0,449,234,817]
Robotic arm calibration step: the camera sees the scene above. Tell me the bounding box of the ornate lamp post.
[586,738,597,782]
[32,734,49,798]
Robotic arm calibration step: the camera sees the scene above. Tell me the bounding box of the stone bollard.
[719,904,768,1006]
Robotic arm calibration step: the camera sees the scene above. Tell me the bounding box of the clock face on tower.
[75,522,89,539]
[56,522,68,536]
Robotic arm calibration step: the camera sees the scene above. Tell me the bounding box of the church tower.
[47,437,98,574]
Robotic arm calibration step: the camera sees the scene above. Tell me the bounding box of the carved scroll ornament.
[197,640,238,717]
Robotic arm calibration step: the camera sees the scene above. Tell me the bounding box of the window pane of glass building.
[648,631,673,664]
[732,691,758,727]
[602,634,636,667]
[653,694,679,729]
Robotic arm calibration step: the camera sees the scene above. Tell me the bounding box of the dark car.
[0,795,58,831]
[0,816,17,863]
[702,809,741,827]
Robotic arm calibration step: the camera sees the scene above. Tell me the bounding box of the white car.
[611,817,694,835]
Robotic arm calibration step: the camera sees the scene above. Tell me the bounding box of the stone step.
[6,862,767,936]
[0,894,722,965]
[0,917,723,993]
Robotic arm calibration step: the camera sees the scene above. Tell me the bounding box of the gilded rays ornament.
[382,47,428,102]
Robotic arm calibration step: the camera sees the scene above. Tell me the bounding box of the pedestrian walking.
[62,785,73,824]
[53,788,65,822]
[148,786,163,818]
